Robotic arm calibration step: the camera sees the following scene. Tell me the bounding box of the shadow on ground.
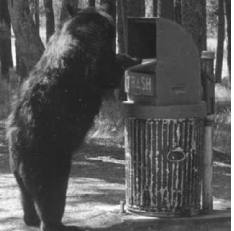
[213,150,231,201]
[72,141,125,183]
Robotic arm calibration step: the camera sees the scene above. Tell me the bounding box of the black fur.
[7,6,139,231]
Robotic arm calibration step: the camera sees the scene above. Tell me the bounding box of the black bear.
[6,4,139,231]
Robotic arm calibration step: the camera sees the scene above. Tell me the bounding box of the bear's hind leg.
[14,171,40,227]
[33,175,81,231]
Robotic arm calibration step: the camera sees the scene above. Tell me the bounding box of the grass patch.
[214,100,231,154]
[215,78,231,102]
[213,75,231,154]
[87,93,124,147]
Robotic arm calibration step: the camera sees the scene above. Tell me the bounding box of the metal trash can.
[122,18,207,217]
[125,117,204,217]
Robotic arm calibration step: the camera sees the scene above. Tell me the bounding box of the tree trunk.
[153,0,158,16]
[117,0,127,53]
[15,40,28,81]
[127,0,145,17]
[60,0,78,24]
[101,0,116,52]
[44,0,55,42]
[8,0,45,75]
[157,0,174,20]
[181,0,207,55]
[89,0,96,6]
[175,0,181,24]
[224,0,231,82]
[116,0,127,101]
[215,0,224,83]
[0,0,13,81]
[35,0,40,35]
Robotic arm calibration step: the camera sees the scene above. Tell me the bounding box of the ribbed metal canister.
[125,118,204,217]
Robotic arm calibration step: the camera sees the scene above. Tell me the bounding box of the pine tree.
[0,0,13,81]
[224,0,231,82]
[8,0,44,77]
[157,0,174,20]
[175,0,181,24]
[127,0,145,17]
[181,0,207,55]
[215,0,225,83]
[44,0,55,42]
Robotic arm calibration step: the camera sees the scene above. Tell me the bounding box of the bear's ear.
[66,3,80,16]
[100,2,113,15]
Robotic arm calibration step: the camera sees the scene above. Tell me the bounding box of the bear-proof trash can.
[124,117,204,217]
[122,18,207,217]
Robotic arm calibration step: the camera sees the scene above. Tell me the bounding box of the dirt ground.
[0,132,231,231]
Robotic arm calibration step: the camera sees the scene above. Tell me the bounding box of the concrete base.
[67,207,231,231]
[120,210,231,231]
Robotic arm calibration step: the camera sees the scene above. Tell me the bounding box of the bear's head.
[63,3,120,91]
